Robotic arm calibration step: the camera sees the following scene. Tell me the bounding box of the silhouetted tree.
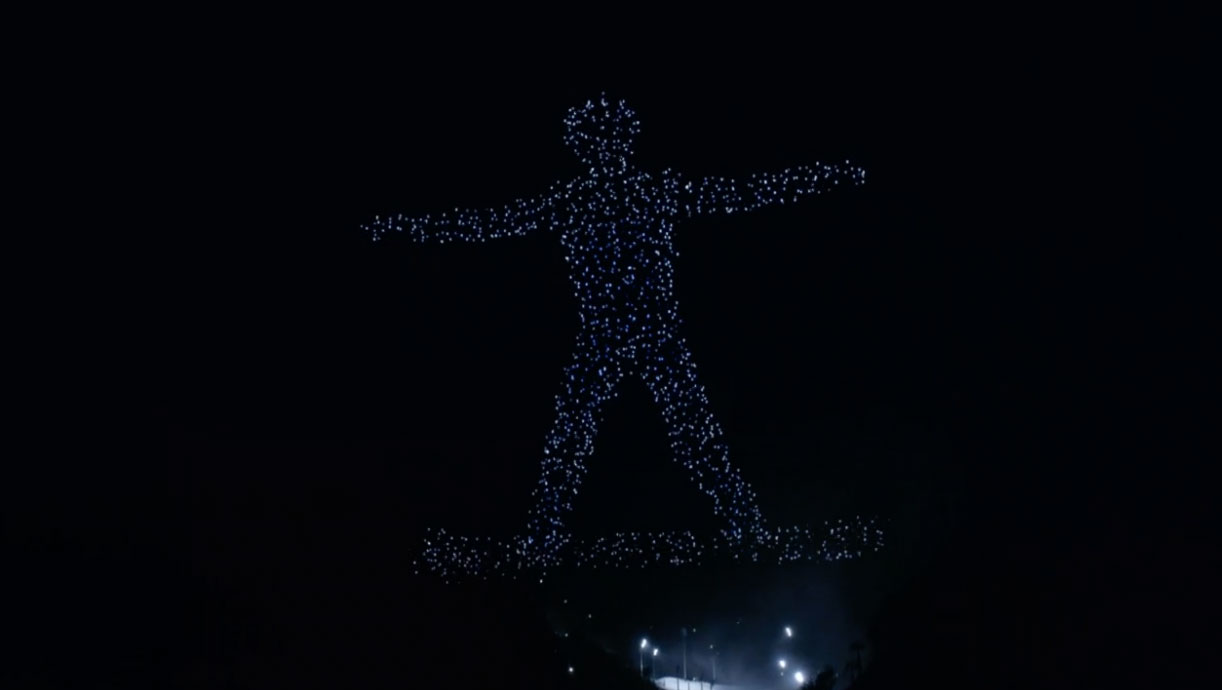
[845,640,865,685]
[813,664,838,690]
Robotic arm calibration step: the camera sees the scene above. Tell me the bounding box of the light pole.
[710,644,717,685]
[681,627,687,682]
[779,658,787,676]
[652,647,659,680]
[640,638,649,677]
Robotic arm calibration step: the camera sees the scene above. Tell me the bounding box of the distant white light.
[641,638,649,649]
[653,648,660,656]
[785,626,793,638]
[568,666,574,674]
[795,671,805,684]
[779,659,787,669]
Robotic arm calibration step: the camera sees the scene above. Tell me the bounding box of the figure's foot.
[510,530,571,569]
[416,528,503,579]
[720,523,772,562]
[415,528,571,581]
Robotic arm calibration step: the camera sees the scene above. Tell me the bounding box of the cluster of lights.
[413,517,883,582]
[366,96,868,576]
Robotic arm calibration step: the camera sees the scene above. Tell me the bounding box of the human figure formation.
[365,96,868,572]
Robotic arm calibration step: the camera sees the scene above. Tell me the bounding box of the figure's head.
[563,95,639,175]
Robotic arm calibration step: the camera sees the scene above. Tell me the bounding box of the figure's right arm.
[664,162,865,218]
[363,184,568,243]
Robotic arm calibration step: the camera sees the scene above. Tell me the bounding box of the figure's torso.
[558,172,682,336]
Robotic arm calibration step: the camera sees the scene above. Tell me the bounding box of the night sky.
[12,12,1165,690]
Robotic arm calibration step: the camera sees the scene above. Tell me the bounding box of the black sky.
[12,12,1160,689]
[168,54,972,554]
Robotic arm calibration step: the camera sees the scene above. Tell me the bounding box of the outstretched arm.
[363,183,568,243]
[670,162,865,217]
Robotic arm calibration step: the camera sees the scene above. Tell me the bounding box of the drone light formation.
[414,517,882,582]
[366,96,871,579]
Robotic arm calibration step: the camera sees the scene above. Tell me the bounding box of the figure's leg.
[640,334,768,551]
[523,334,624,556]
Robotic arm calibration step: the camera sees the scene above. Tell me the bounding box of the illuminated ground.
[653,678,755,690]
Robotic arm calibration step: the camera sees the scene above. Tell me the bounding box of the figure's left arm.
[672,161,865,216]
[363,182,570,243]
